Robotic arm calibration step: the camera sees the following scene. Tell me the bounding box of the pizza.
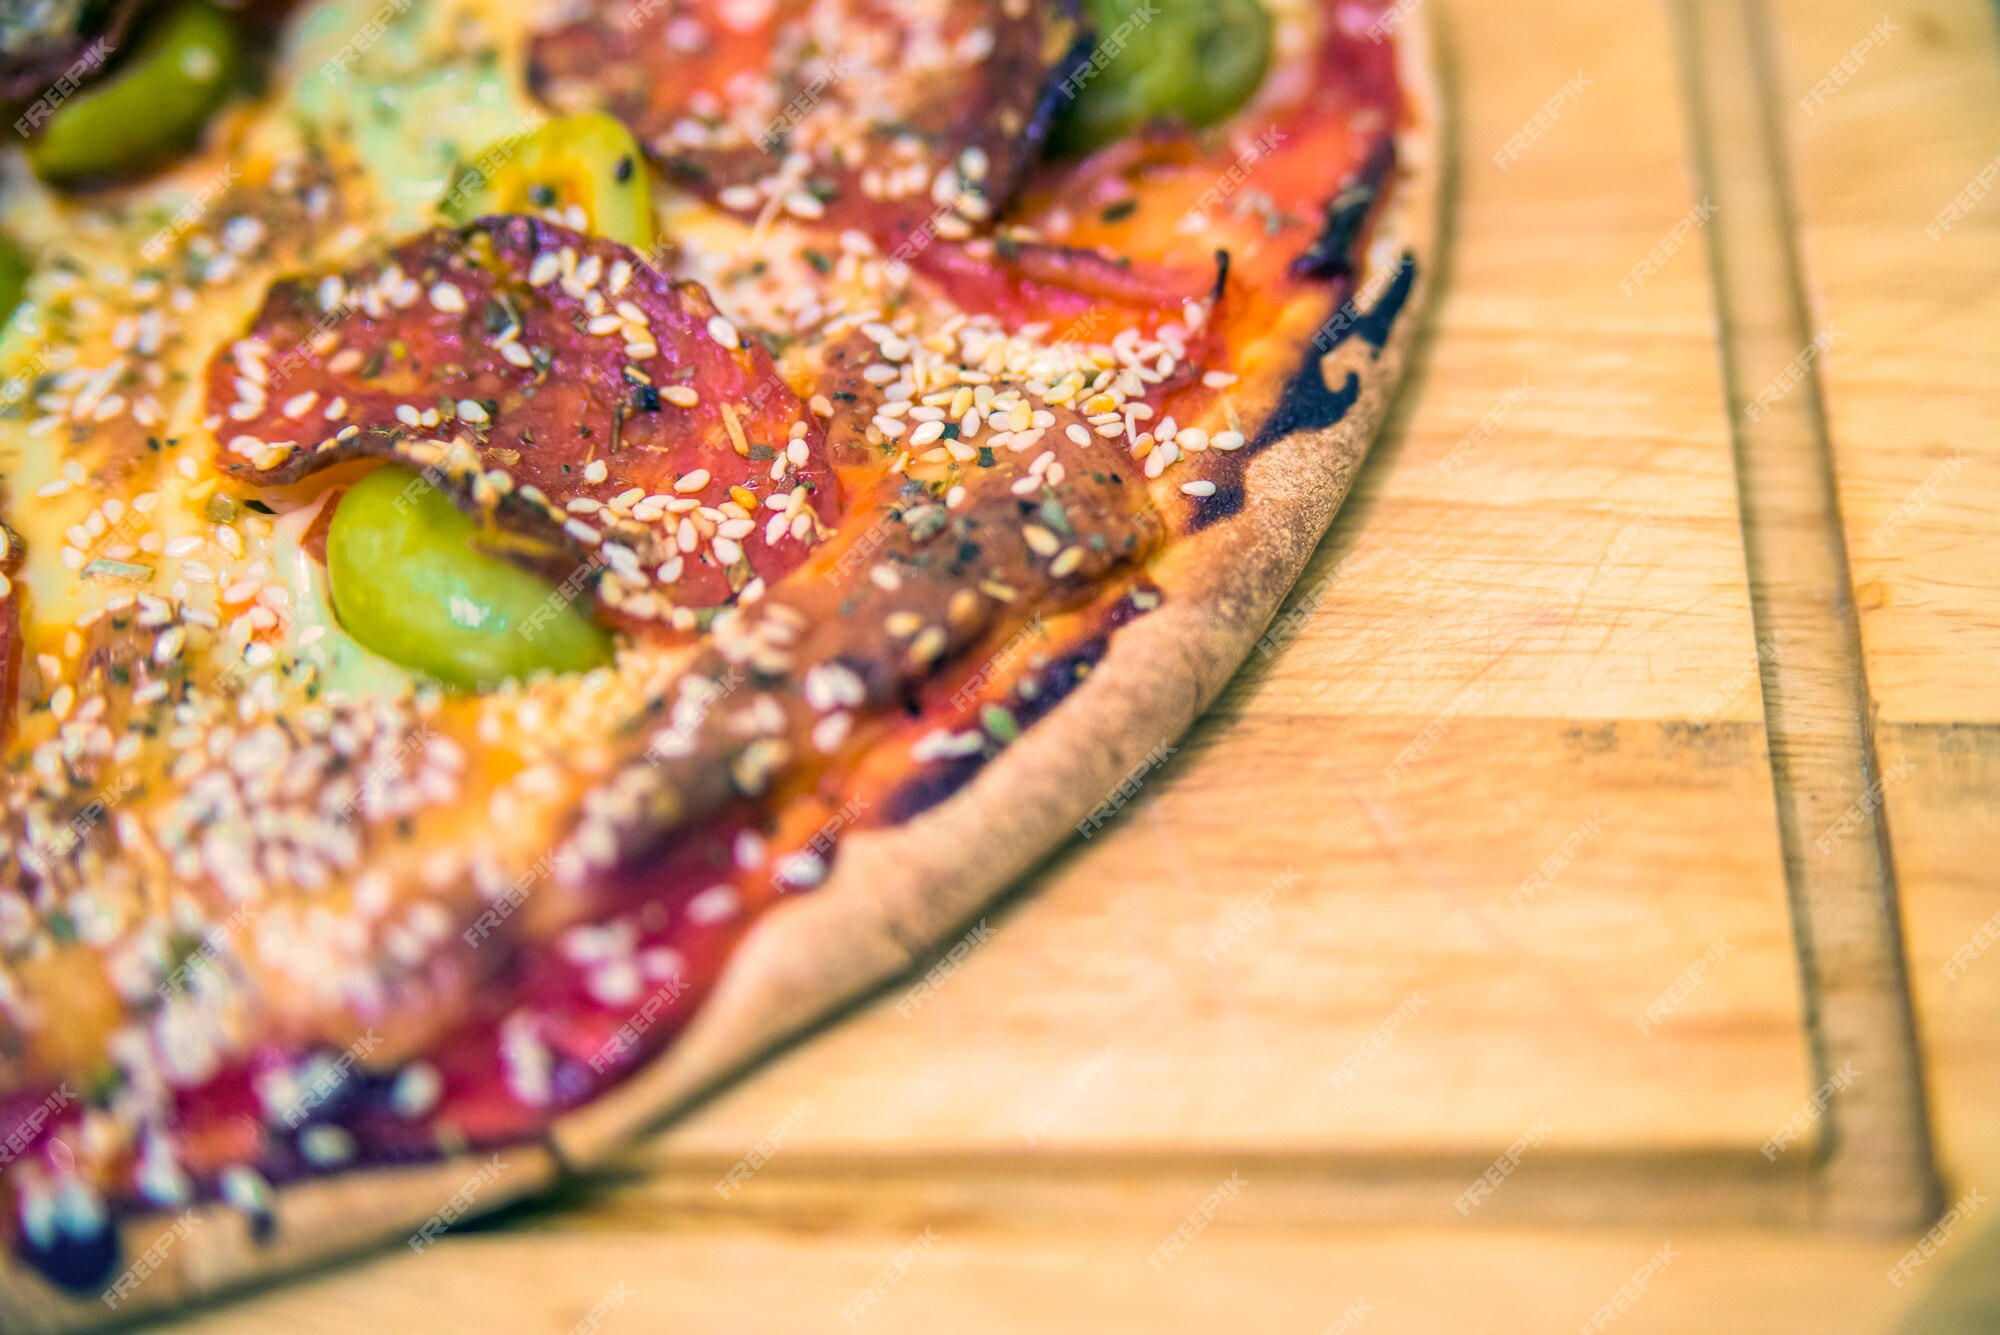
[0,0,1432,1324]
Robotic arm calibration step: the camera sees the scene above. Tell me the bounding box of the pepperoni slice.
[906,236,1221,335]
[527,0,1088,243]
[208,216,836,621]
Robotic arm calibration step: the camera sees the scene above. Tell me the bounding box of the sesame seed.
[707,315,741,349]
[908,626,948,666]
[720,403,750,455]
[1181,480,1218,497]
[813,712,853,752]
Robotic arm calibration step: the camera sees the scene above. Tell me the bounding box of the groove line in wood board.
[1673,0,1942,1234]
[503,1145,1819,1233]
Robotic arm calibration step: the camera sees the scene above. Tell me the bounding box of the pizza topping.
[563,301,1194,869]
[1049,0,1275,156]
[23,0,246,187]
[905,235,1221,335]
[0,233,28,329]
[13,149,355,519]
[527,0,1087,241]
[209,216,838,624]
[0,520,19,743]
[325,464,615,689]
[439,113,658,252]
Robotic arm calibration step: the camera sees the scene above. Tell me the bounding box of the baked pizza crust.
[1,10,1439,1329]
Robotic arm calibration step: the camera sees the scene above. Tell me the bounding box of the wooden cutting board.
[165,0,2000,1329]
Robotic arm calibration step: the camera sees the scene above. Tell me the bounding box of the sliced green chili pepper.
[440,113,654,250]
[0,234,30,330]
[326,464,613,690]
[1052,0,1274,156]
[25,1,245,186]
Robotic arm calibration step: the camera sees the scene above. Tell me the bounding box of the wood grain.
[163,0,2000,1328]
[161,1226,1914,1335]
[1766,0,2000,1218]
[1678,0,1938,1232]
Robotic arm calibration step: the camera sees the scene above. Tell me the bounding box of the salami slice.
[904,234,1221,336]
[208,216,838,621]
[528,0,1088,243]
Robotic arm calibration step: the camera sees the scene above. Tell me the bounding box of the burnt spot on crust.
[875,629,1110,825]
[13,1202,121,1293]
[1290,136,1396,282]
[1256,367,1363,453]
[1252,252,1417,451]
[1183,477,1245,532]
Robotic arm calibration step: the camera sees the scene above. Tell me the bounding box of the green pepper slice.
[0,234,30,331]
[440,113,655,251]
[1052,0,1275,156]
[326,465,613,690]
[25,1,245,187]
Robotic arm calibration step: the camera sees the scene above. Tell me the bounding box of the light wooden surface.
[1769,0,2000,1212]
[165,0,2000,1329]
